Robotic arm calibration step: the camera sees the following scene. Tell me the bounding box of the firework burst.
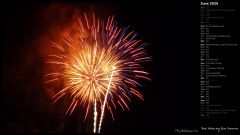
[44,12,151,133]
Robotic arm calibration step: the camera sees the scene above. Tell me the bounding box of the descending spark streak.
[93,98,97,133]
[98,67,115,133]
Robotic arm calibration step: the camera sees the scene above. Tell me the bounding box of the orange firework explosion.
[44,12,151,132]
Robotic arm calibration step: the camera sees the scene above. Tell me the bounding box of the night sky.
[2,0,200,133]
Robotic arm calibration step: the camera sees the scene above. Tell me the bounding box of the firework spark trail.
[93,98,97,133]
[44,12,151,133]
[98,67,115,133]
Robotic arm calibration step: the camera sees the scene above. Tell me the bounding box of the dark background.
[3,0,234,133]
